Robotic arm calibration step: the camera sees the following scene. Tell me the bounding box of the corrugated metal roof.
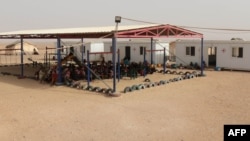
[0,24,159,36]
[0,24,203,39]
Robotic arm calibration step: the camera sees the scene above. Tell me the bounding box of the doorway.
[208,47,217,66]
[125,46,131,60]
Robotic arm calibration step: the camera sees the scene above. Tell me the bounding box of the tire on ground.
[188,74,195,79]
[144,78,151,82]
[150,82,155,87]
[82,85,88,90]
[131,85,139,91]
[138,84,146,89]
[165,70,171,74]
[169,79,174,82]
[171,71,177,75]
[178,71,184,75]
[93,87,101,92]
[155,82,161,86]
[159,80,166,85]
[87,86,93,91]
[165,80,170,84]
[178,77,183,81]
[185,71,191,75]
[105,88,113,94]
[124,87,132,93]
[99,88,107,93]
[145,83,151,88]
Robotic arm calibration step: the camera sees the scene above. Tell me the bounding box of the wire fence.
[0,54,45,66]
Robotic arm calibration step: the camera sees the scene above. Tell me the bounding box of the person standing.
[39,67,45,83]
[51,66,57,86]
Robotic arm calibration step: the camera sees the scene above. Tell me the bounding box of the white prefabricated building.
[171,39,250,70]
[61,40,169,64]
[103,40,169,64]
[60,41,104,62]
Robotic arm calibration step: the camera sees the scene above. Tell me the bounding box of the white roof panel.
[0,24,159,36]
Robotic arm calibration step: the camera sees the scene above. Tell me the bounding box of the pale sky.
[1,0,250,40]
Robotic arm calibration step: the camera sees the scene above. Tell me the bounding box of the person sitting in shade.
[124,56,130,67]
[64,70,72,86]
[38,67,46,84]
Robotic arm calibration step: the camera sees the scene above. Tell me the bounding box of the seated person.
[38,68,46,83]
[64,70,72,86]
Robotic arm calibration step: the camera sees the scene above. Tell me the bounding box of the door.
[125,46,131,60]
[208,47,217,66]
[70,46,74,54]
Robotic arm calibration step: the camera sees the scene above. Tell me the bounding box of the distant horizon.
[1,0,250,40]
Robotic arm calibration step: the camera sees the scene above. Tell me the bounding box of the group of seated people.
[120,60,158,78]
[63,65,86,86]
[35,64,85,86]
[35,58,158,86]
[86,59,157,80]
[35,66,58,86]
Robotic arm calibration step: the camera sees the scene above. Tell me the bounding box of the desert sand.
[0,64,250,141]
[0,42,250,141]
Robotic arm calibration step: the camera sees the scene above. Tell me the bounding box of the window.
[232,47,237,57]
[238,47,243,58]
[191,47,195,56]
[125,46,131,60]
[140,46,144,55]
[186,47,190,55]
[186,46,195,56]
[232,47,243,58]
[208,47,216,55]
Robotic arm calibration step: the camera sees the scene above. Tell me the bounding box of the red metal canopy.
[116,24,203,38]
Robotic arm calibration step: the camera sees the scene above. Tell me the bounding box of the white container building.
[103,40,169,64]
[60,40,169,64]
[171,39,250,70]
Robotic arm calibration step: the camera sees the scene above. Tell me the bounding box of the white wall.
[104,41,149,63]
[62,40,170,64]
[103,40,169,64]
[50,41,105,62]
[175,40,202,66]
[86,42,104,62]
[64,42,104,62]
[174,40,250,70]
[216,42,250,70]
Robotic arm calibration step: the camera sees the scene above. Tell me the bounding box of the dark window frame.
[186,47,190,55]
[186,46,195,56]
[232,47,243,58]
[140,46,143,55]
[238,47,243,58]
[190,46,195,56]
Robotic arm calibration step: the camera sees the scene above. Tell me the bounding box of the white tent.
[5,41,39,55]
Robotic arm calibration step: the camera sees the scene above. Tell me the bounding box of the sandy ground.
[0,65,250,141]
